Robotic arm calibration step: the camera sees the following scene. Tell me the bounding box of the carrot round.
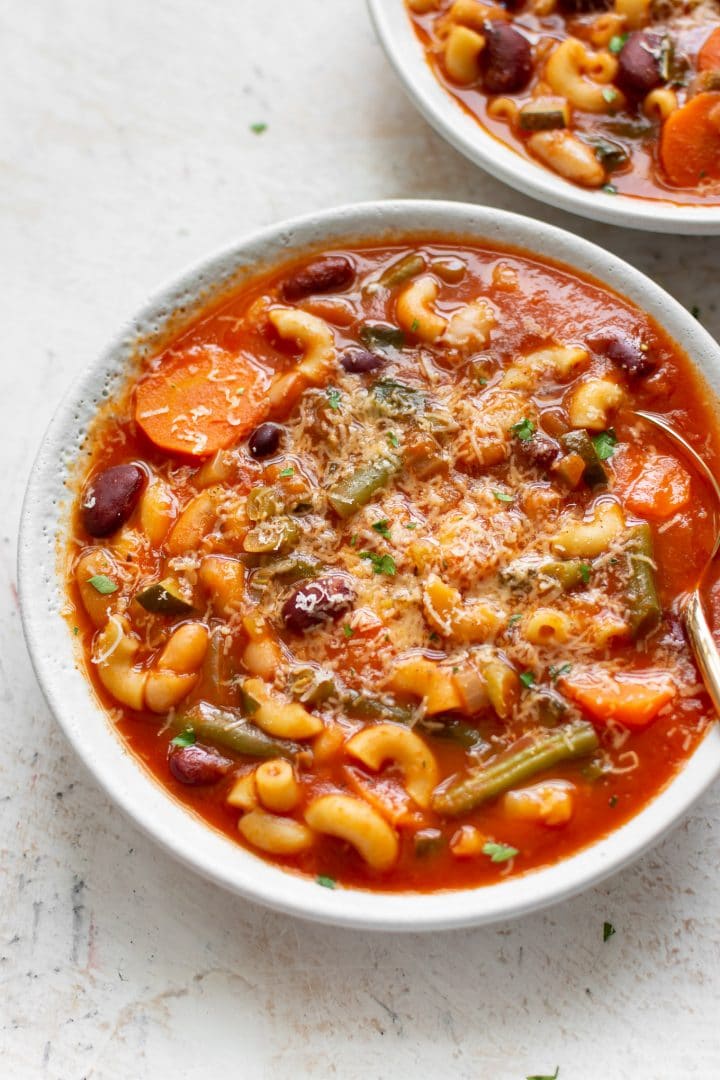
[659,92,720,187]
[562,673,675,729]
[135,345,268,456]
[698,28,720,73]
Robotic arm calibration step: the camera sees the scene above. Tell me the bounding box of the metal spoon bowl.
[635,410,720,714]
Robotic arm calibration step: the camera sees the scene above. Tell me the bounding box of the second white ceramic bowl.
[19,200,720,930]
[368,0,720,235]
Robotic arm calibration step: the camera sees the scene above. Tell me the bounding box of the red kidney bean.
[340,348,385,374]
[481,22,533,94]
[589,332,655,378]
[280,256,355,302]
[248,422,283,458]
[617,31,667,96]
[82,463,146,537]
[169,744,232,785]
[282,572,356,633]
[518,433,560,471]
[558,0,611,10]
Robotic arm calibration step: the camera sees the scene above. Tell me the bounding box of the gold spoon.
[635,410,720,714]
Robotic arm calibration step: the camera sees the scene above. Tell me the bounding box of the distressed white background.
[2,2,720,1078]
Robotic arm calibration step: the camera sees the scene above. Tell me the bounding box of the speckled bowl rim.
[18,199,720,930]
[367,0,720,235]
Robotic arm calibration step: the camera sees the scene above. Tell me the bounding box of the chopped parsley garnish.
[483,841,518,864]
[602,87,618,104]
[326,387,342,411]
[549,662,572,682]
[88,574,118,595]
[609,33,628,53]
[360,551,396,576]
[411,318,420,333]
[579,563,592,584]
[603,183,618,195]
[372,519,391,538]
[691,304,701,320]
[511,418,536,442]
[250,122,267,135]
[405,521,417,530]
[603,921,616,942]
[343,624,354,639]
[387,431,399,448]
[170,728,196,748]
[73,626,80,636]
[591,429,617,460]
[278,466,294,477]
[519,670,535,688]
[527,1069,559,1080]
[493,491,515,503]
[316,875,336,889]
[508,613,522,626]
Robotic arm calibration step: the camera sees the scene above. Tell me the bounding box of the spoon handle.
[685,591,720,716]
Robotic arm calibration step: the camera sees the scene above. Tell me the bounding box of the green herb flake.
[511,418,536,442]
[170,728,196,748]
[603,921,616,942]
[250,122,267,135]
[519,670,535,689]
[527,1069,559,1080]
[88,574,118,595]
[387,431,399,449]
[609,33,628,53]
[603,183,618,195]
[691,304,701,320]
[278,466,295,478]
[549,662,572,682]
[482,841,519,864]
[411,318,420,333]
[405,521,418,530]
[508,613,522,626]
[372,519,391,538]
[343,624,354,639]
[326,387,342,411]
[609,794,619,808]
[579,563,592,584]
[591,429,617,461]
[602,87,618,104]
[359,551,397,576]
[493,491,515,503]
[316,875,336,889]
[73,626,80,636]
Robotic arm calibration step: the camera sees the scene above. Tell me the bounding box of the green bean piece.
[418,717,487,751]
[378,253,425,289]
[432,720,599,817]
[251,555,321,589]
[288,666,337,705]
[328,456,400,518]
[625,523,661,639]
[560,429,608,487]
[538,559,587,590]
[343,691,415,724]
[136,579,193,615]
[414,829,445,858]
[177,702,301,761]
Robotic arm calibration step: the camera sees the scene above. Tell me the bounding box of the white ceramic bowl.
[368,0,720,235]
[19,200,720,930]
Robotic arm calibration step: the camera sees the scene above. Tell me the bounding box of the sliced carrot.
[562,672,675,730]
[659,92,720,187]
[698,27,720,73]
[135,345,268,456]
[624,454,691,519]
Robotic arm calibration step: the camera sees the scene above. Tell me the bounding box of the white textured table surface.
[2,3,720,1078]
